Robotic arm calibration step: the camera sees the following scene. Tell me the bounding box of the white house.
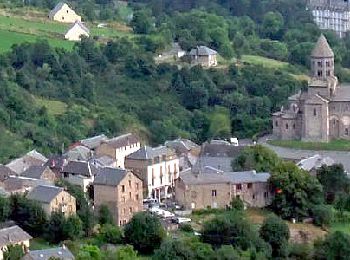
[95,133,141,169]
[64,21,90,41]
[49,2,81,23]
[125,146,180,200]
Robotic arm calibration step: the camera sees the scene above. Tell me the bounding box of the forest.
[1,0,350,161]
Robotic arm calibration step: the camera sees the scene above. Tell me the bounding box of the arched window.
[313,108,317,116]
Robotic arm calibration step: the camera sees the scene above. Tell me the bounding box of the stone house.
[21,166,56,183]
[6,150,47,174]
[189,46,218,67]
[0,225,31,260]
[61,160,98,192]
[96,133,141,169]
[64,21,89,41]
[175,168,272,210]
[93,167,143,226]
[48,2,81,23]
[0,176,51,195]
[27,185,76,217]
[23,245,74,260]
[273,35,350,142]
[125,146,180,200]
[80,134,108,151]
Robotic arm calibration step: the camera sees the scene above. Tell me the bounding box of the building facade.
[27,185,76,217]
[49,2,81,23]
[189,46,218,67]
[272,35,350,142]
[125,146,180,200]
[93,168,143,226]
[175,169,272,210]
[95,133,141,169]
[64,21,89,41]
[308,0,350,38]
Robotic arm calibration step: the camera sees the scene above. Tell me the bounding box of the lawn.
[30,238,57,250]
[268,139,350,151]
[34,97,68,116]
[241,55,289,69]
[330,222,350,234]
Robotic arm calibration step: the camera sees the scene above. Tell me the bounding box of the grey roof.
[189,46,217,56]
[200,142,243,158]
[67,21,90,34]
[2,176,52,194]
[180,168,270,185]
[195,156,233,172]
[27,185,64,204]
[21,166,52,180]
[62,161,97,177]
[90,155,115,167]
[80,134,108,149]
[127,145,176,160]
[6,150,48,174]
[0,225,32,247]
[297,154,335,171]
[23,246,75,260]
[49,2,65,18]
[93,167,128,186]
[165,139,200,154]
[103,133,139,149]
[311,35,334,58]
[64,145,92,161]
[331,84,350,101]
[0,165,15,181]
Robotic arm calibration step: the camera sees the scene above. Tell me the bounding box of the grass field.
[330,222,350,234]
[34,97,68,116]
[241,55,289,69]
[0,8,133,53]
[268,139,350,151]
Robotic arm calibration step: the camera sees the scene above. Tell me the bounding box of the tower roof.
[311,35,334,58]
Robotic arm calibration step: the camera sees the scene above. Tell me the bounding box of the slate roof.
[80,134,108,150]
[6,150,48,174]
[0,165,15,181]
[93,167,128,186]
[21,166,52,180]
[331,84,350,101]
[64,145,92,161]
[2,176,52,194]
[49,2,65,18]
[126,145,176,160]
[179,168,270,185]
[67,21,90,34]
[165,139,200,154]
[0,225,32,247]
[297,154,335,171]
[27,185,64,204]
[311,35,334,58]
[62,160,97,177]
[189,46,217,56]
[90,155,116,167]
[195,156,233,172]
[200,142,243,158]
[104,133,139,149]
[23,246,75,260]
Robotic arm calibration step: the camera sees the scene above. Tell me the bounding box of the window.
[123,208,126,214]
[314,108,317,116]
[326,61,330,67]
[275,121,278,127]
[121,185,125,192]
[346,128,349,136]
[129,207,133,213]
[318,70,323,76]
[252,194,256,199]
[247,183,253,189]
[136,194,139,201]
[129,192,132,199]
[236,184,242,190]
[129,180,132,188]
[326,70,331,76]
[62,16,64,20]
[317,61,322,67]
[160,166,163,184]
[122,197,126,203]
[152,168,155,186]
[264,192,268,198]
[120,220,122,226]
[285,123,289,130]
[293,124,296,129]
[66,10,69,13]
[212,190,217,197]
[136,183,139,190]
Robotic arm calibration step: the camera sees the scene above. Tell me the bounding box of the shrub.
[230,197,244,211]
[98,224,123,244]
[312,205,334,227]
[179,223,193,232]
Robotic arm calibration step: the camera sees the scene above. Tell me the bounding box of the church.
[272,35,350,142]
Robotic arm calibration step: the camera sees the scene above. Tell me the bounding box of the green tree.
[269,162,324,220]
[124,212,166,254]
[214,245,240,260]
[311,204,334,227]
[45,212,66,244]
[98,205,114,225]
[259,215,290,258]
[261,11,284,39]
[3,244,24,260]
[153,239,195,260]
[98,224,123,244]
[232,145,281,172]
[116,245,139,260]
[131,9,154,34]
[0,196,10,222]
[77,245,102,260]
[208,106,231,139]
[230,197,244,211]
[63,215,83,240]
[314,231,350,259]
[316,164,350,203]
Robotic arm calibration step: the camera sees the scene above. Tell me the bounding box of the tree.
[153,239,195,260]
[3,244,24,260]
[261,11,284,39]
[214,245,240,260]
[232,145,281,172]
[63,215,83,240]
[45,212,66,244]
[269,162,324,220]
[98,205,114,225]
[230,197,244,211]
[208,106,231,139]
[314,231,350,259]
[0,196,10,222]
[124,212,166,254]
[316,164,350,203]
[131,9,154,34]
[311,205,334,227]
[77,245,102,260]
[98,224,123,244]
[259,215,290,258]
[115,245,139,260]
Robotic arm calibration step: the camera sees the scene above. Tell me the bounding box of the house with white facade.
[308,0,350,38]
[95,133,141,169]
[125,146,180,200]
[49,2,81,23]
[64,21,89,41]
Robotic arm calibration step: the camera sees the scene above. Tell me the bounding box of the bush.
[230,197,244,211]
[98,224,123,244]
[179,223,193,232]
[289,243,313,260]
[312,205,334,227]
